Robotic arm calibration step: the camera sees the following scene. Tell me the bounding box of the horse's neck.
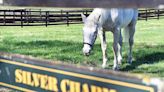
[88,9,112,26]
[87,8,102,23]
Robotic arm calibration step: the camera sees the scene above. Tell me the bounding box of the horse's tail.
[123,27,129,44]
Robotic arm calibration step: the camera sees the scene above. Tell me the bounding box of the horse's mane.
[86,8,103,25]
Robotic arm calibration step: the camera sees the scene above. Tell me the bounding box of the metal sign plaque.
[0,52,157,92]
[0,0,3,4]
[1,0,164,8]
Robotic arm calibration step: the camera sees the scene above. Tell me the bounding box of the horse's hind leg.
[127,25,136,64]
[127,9,138,64]
[98,30,108,68]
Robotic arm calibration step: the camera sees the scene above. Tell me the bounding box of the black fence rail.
[0,9,163,27]
[138,9,164,20]
[0,9,91,27]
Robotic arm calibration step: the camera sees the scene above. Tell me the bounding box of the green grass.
[0,19,163,77]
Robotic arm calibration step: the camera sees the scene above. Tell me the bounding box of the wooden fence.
[0,9,92,27]
[138,9,164,20]
[0,9,164,27]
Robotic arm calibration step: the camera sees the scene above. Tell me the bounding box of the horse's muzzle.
[83,44,92,56]
[83,49,91,56]
[83,52,90,56]
[83,48,91,56]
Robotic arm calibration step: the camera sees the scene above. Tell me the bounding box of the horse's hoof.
[113,66,120,71]
[127,60,132,65]
[127,57,133,64]
[102,64,106,69]
[118,61,122,65]
[118,57,122,65]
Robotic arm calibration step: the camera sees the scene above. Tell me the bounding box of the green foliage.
[0,19,163,77]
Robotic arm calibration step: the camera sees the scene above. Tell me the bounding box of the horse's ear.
[97,15,101,21]
[81,14,87,23]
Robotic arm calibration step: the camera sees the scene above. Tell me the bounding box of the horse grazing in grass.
[82,8,138,70]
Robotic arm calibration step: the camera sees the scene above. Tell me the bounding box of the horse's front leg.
[98,30,107,68]
[112,28,121,70]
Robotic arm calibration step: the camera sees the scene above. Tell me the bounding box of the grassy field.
[0,19,163,77]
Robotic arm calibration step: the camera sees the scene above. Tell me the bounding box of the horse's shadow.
[120,45,164,72]
[0,40,83,57]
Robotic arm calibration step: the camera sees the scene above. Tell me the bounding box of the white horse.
[82,8,138,70]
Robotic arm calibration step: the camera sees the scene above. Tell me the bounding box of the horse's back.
[110,8,138,28]
[93,8,138,29]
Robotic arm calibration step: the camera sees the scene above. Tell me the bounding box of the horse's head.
[81,14,100,56]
